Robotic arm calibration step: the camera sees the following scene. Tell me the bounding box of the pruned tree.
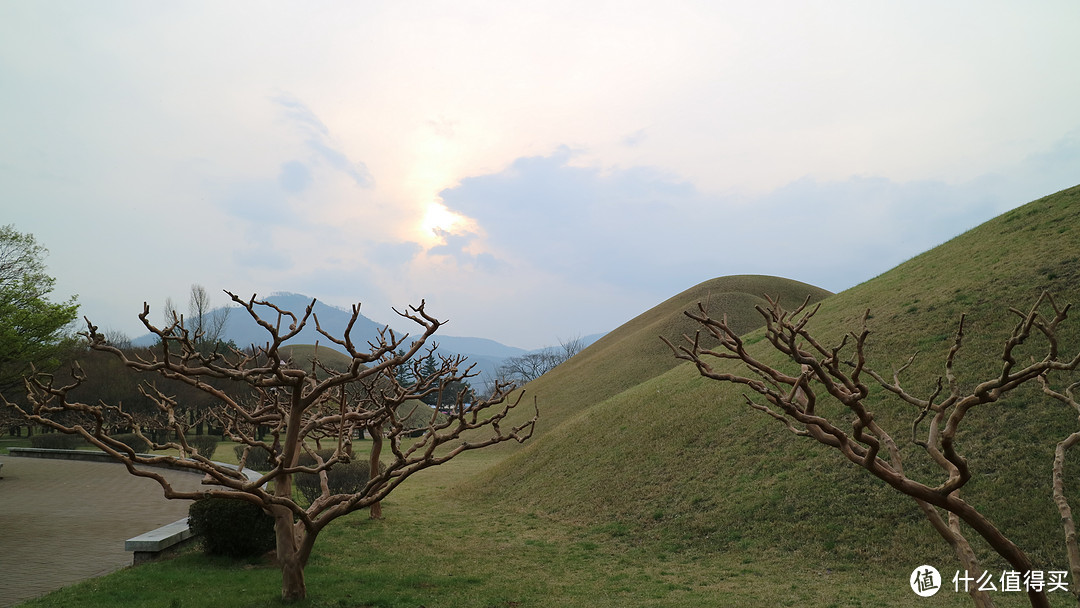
[4,292,537,602]
[1038,374,1080,600]
[663,291,1080,608]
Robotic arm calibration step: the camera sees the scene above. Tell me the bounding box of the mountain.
[133,292,528,380]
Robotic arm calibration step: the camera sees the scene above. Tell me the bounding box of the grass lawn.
[13,440,1054,608]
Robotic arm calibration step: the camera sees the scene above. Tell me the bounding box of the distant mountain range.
[133,292,604,382]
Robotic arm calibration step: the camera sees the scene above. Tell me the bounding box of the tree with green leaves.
[0,225,79,397]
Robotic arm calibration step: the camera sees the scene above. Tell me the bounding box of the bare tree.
[162,295,176,321]
[1038,374,1080,601]
[188,283,230,352]
[558,334,586,360]
[497,350,558,384]
[663,292,1080,608]
[492,335,587,388]
[4,292,537,602]
[102,328,132,350]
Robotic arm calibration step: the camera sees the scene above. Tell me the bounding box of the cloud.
[272,93,374,188]
[305,138,373,188]
[278,161,313,194]
[222,181,298,227]
[428,229,504,271]
[437,140,1079,299]
[438,148,715,290]
[271,93,330,138]
[622,128,648,147]
[371,240,422,267]
[427,116,457,138]
[234,246,294,271]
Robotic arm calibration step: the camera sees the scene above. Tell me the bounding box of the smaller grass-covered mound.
[504,275,832,438]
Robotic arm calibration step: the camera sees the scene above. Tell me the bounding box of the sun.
[420,202,465,242]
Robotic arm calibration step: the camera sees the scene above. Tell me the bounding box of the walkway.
[0,455,209,607]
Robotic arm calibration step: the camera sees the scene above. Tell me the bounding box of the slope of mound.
[278,344,354,371]
[508,275,832,438]
[472,184,1080,573]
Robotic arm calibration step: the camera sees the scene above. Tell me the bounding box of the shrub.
[110,433,152,453]
[234,445,275,472]
[188,497,276,558]
[187,435,219,459]
[294,448,385,505]
[28,433,85,449]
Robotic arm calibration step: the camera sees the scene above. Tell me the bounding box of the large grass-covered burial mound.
[472,184,1080,597]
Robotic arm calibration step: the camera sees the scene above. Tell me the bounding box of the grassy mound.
[474,185,1080,576]
[502,275,832,439]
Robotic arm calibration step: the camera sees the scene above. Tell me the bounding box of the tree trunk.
[279,547,306,602]
[274,510,319,602]
[913,499,995,607]
[272,501,310,602]
[273,458,307,601]
[369,425,383,519]
[945,495,1049,608]
[1053,432,1080,600]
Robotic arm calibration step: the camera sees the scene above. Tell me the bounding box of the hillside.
[498,275,832,438]
[472,185,1080,581]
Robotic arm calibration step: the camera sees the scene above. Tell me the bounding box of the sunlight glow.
[420,202,466,242]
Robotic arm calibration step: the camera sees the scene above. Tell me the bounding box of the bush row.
[28,433,86,449]
[28,432,220,457]
[294,448,385,505]
[27,433,151,452]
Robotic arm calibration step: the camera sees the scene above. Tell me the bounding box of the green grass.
[14,447,983,608]
[472,185,1080,597]
[493,274,832,440]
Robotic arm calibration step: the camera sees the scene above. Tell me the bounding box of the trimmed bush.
[187,435,219,459]
[110,433,152,453]
[234,445,275,472]
[294,448,385,505]
[28,433,85,449]
[188,497,276,558]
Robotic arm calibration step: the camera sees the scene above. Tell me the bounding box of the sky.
[2,1,1079,350]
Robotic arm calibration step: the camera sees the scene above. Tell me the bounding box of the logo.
[911,565,941,597]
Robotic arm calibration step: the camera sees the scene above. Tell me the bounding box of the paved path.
[0,455,209,607]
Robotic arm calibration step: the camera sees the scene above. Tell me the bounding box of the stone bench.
[125,518,193,564]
